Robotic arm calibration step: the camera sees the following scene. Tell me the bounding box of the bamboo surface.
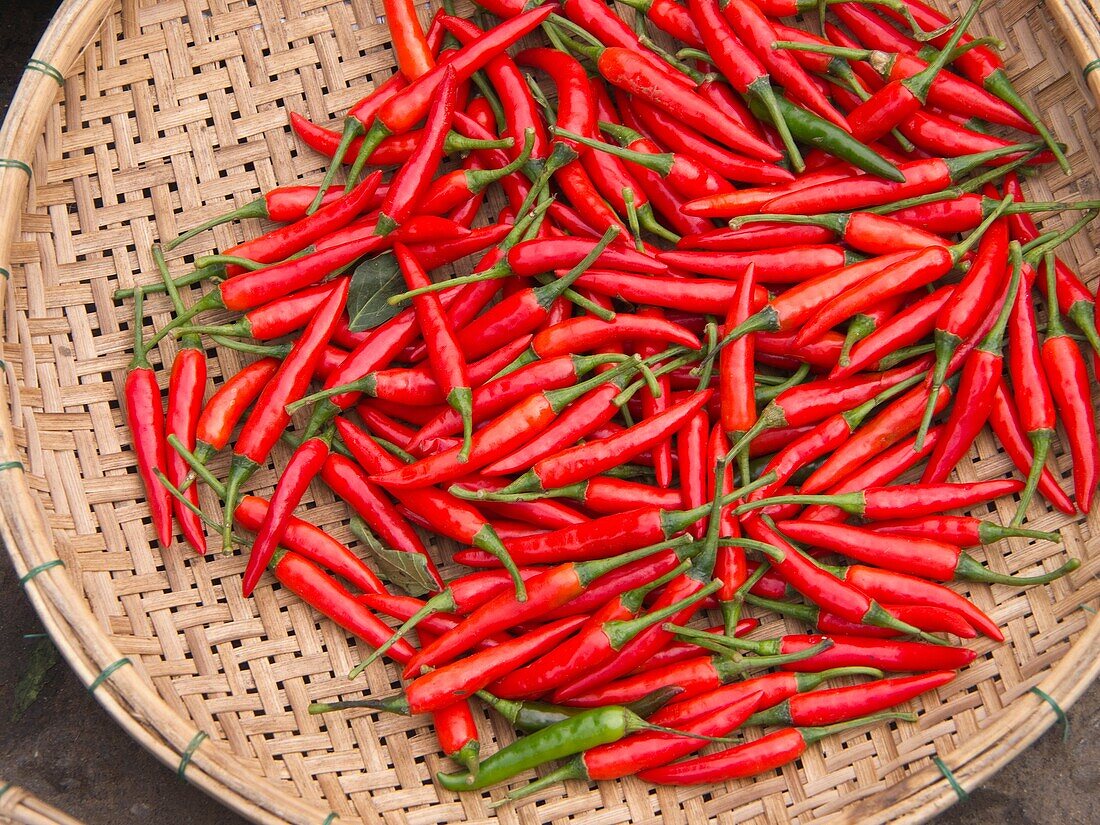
[0,782,84,825]
[0,1,1099,823]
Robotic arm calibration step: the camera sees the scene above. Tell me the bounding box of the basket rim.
[0,1,1098,824]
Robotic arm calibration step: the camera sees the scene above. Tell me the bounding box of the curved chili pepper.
[833,286,953,379]
[500,691,764,800]
[639,712,911,784]
[657,246,850,283]
[181,279,346,342]
[776,520,1078,585]
[357,594,511,646]
[272,549,417,664]
[383,0,433,79]
[561,39,782,161]
[314,4,555,206]
[845,0,984,142]
[1006,261,1057,525]
[723,0,849,130]
[402,536,697,678]
[922,258,1020,482]
[242,428,333,597]
[491,565,716,699]
[124,290,173,549]
[477,390,713,497]
[736,479,1025,520]
[221,173,381,276]
[743,592,976,638]
[731,518,944,641]
[191,358,279,467]
[234,496,383,595]
[322,453,444,589]
[800,427,942,523]
[1040,256,1099,512]
[220,281,349,550]
[678,222,833,251]
[737,210,948,256]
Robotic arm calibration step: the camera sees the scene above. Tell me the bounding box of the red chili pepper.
[571,269,766,315]
[837,564,1002,642]
[988,380,1076,516]
[124,290,173,549]
[776,520,1078,585]
[221,174,381,276]
[638,309,675,489]
[733,517,942,640]
[491,565,716,699]
[1004,174,1100,356]
[723,0,850,130]
[1007,262,1058,525]
[382,0,433,78]
[684,166,854,218]
[800,427,942,523]
[684,0,803,166]
[421,634,480,777]
[506,691,762,797]
[403,537,697,678]
[741,211,949,257]
[795,200,1010,347]
[800,380,951,494]
[569,41,782,162]
[678,223,833,251]
[1040,256,1099,512]
[775,633,975,672]
[410,352,624,448]
[272,549,417,664]
[509,236,667,276]
[480,390,713,497]
[637,713,910,785]
[649,666,882,727]
[677,410,710,538]
[220,281,349,550]
[871,515,1061,546]
[832,286,953,379]
[922,256,1020,482]
[845,1,983,143]
[531,315,700,358]
[181,279,346,342]
[371,359,641,490]
[657,246,850,283]
[744,592,976,638]
[393,243,475,461]
[317,5,555,202]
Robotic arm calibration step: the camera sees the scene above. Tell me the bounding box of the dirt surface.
[0,2,1097,823]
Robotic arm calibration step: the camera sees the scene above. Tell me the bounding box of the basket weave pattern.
[1,1,1099,823]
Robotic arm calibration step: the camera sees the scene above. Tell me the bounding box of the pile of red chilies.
[117,0,1097,800]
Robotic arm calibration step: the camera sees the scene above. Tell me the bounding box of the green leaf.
[13,636,59,721]
[347,252,403,332]
[349,516,436,597]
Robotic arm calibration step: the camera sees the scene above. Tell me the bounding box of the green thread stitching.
[177,731,208,780]
[932,755,968,802]
[1084,59,1100,79]
[25,58,64,86]
[0,267,10,279]
[321,814,339,825]
[1030,687,1069,742]
[0,159,32,176]
[0,782,11,799]
[88,657,131,694]
[0,460,24,472]
[19,558,63,585]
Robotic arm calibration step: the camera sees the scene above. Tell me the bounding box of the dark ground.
[0,2,1097,823]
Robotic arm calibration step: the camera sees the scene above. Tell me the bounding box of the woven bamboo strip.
[0,1,1097,824]
[0,782,84,825]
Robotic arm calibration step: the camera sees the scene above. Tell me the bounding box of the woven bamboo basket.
[2,0,1100,822]
[0,782,84,825]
